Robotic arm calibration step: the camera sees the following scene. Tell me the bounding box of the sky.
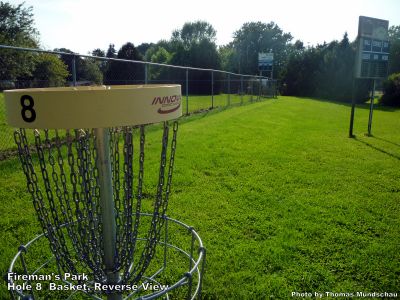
[8,0,400,54]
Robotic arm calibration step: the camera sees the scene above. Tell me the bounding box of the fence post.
[145,64,148,84]
[259,75,262,100]
[72,55,77,86]
[367,79,376,136]
[241,76,244,104]
[227,73,231,106]
[186,68,189,115]
[211,71,214,109]
[250,80,254,102]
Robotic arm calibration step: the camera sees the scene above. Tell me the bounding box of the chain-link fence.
[0,45,277,158]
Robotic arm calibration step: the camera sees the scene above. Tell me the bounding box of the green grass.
[182,93,256,114]
[0,93,16,153]
[0,96,399,299]
[0,92,258,153]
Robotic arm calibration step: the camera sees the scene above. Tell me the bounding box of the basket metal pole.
[94,127,121,300]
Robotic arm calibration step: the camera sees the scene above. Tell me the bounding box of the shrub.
[380,73,400,106]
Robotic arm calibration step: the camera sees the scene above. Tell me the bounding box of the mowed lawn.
[0,96,399,299]
[0,92,259,152]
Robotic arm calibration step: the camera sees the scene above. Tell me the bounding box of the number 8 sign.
[20,95,36,123]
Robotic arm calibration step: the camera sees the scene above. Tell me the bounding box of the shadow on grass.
[370,104,400,112]
[354,136,400,161]
[372,136,400,148]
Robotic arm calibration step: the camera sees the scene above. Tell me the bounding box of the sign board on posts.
[355,16,389,79]
[258,53,273,71]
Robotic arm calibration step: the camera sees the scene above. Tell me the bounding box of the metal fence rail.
[0,44,277,157]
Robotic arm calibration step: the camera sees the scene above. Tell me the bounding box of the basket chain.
[13,121,179,287]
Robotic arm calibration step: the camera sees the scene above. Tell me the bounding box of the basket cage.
[6,122,206,300]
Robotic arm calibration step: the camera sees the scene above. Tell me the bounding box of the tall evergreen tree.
[105,42,144,85]
[106,44,117,58]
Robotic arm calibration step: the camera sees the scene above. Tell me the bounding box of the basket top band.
[4,85,182,129]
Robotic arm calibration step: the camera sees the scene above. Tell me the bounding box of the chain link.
[117,126,133,273]
[34,129,72,273]
[121,125,146,282]
[44,130,77,275]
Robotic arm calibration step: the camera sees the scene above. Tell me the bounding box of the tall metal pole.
[186,68,189,115]
[94,128,121,300]
[367,79,376,136]
[349,79,356,138]
[211,71,214,109]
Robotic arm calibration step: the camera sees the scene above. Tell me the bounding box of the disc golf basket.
[4,85,205,300]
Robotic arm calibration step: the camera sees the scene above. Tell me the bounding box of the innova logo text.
[152,95,181,114]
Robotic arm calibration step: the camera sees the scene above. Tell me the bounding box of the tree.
[169,21,221,94]
[92,48,105,57]
[0,1,39,85]
[32,53,69,87]
[144,41,182,84]
[0,1,38,45]
[79,58,103,84]
[92,48,107,75]
[219,44,237,73]
[117,42,142,61]
[388,25,400,74]
[105,42,144,85]
[172,21,216,48]
[150,47,171,64]
[380,73,400,106]
[53,48,75,81]
[103,44,117,83]
[281,46,321,96]
[53,48,103,84]
[187,39,221,94]
[145,43,170,62]
[147,46,171,80]
[232,22,293,76]
[281,34,369,102]
[106,44,117,58]
[137,43,154,58]
[314,33,355,101]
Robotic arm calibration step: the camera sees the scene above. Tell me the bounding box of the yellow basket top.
[4,85,182,129]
